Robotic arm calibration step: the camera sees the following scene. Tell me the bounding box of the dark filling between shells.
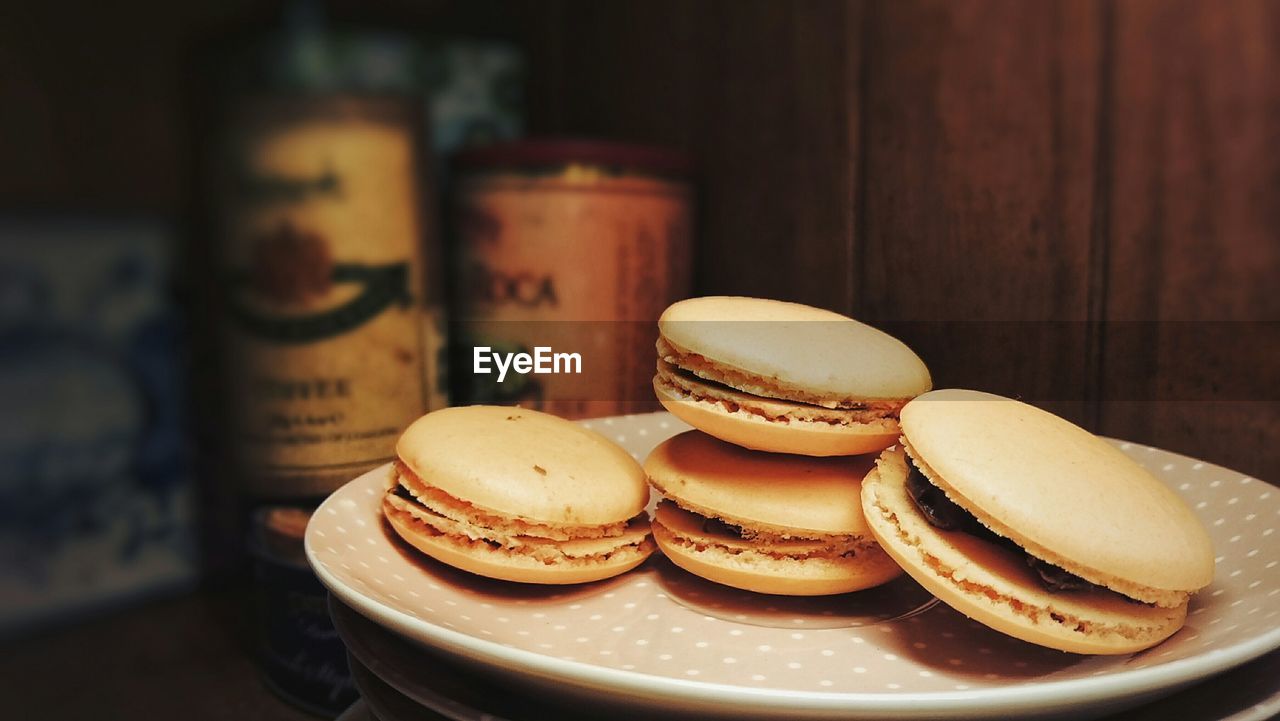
[702,516,747,537]
[695,508,858,559]
[904,458,1100,593]
[670,365,871,411]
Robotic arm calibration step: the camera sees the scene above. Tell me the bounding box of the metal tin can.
[452,139,693,418]
[250,506,357,715]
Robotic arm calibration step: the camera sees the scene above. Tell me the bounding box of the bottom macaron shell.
[652,507,903,597]
[654,379,899,457]
[860,459,1188,655]
[384,503,653,585]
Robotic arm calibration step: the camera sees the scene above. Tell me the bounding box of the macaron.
[653,296,931,456]
[644,430,903,595]
[860,389,1215,654]
[383,406,654,584]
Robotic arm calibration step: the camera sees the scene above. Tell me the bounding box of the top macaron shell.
[659,296,932,402]
[900,389,1215,596]
[644,430,876,535]
[396,406,648,526]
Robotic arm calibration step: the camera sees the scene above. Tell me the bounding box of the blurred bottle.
[203,5,443,503]
[189,4,442,715]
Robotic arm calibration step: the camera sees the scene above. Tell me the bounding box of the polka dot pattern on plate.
[307,413,1280,710]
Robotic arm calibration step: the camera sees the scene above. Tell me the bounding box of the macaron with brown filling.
[383,406,654,584]
[860,389,1215,654]
[644,430,902,595]
[653,296,931,456]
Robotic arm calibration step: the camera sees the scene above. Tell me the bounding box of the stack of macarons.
[646,297,1214,653]
[646,296,933,596]
[379,295,1215,656]
[380,297,934,595]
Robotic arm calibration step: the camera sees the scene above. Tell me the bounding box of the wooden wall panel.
[526,0,1277,480]
[1100,0,1280,479]
[524,0,860,312]
[856,0,1102,424]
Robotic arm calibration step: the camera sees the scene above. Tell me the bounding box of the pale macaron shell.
[900,389,1214,597]
[658,296,932,402]
[653,502,903,596]
[862,448,1187,654]
[644,430,902,596]
[396,405,648,526]
[644,430,878,535]
[384,499,652,585]
[654,375,901,457]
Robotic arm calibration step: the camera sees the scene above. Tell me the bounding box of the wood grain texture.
[526,0,1276,479]
[524,0,860,312]
[1099,0,1280,479]
[856,0,1102,425]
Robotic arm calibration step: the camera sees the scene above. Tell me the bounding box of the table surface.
[2,588,315,721]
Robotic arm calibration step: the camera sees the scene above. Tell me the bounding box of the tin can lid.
[455,137,692,176]
[250,506,313,565]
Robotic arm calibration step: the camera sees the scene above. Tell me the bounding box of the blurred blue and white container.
[0,216,195,637]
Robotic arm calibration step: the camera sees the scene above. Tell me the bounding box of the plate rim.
[305,415,1280,716]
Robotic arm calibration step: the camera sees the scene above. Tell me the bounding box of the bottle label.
[217,96,435,496]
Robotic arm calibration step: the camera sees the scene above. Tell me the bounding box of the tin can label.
[456,172,692,418]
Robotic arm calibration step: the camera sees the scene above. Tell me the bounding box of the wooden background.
[520,0,1279,481]
[0,0,1275,480]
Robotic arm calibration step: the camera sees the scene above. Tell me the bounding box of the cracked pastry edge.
[654,362,900,431]
[384,493,652,565]
[652,499,879,557]
[391,462,632,541]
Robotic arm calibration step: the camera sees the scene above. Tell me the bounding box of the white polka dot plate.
[306,412,1280,720]
[331,597,1280,721]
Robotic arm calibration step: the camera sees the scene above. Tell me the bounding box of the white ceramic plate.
[333,596,1280,721]
[307,412,1280,720]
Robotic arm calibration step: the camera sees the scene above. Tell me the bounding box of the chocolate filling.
[669,365,871,411]
[689,508,859,559]
[702,515,747,538]
[904,458,1100,593]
